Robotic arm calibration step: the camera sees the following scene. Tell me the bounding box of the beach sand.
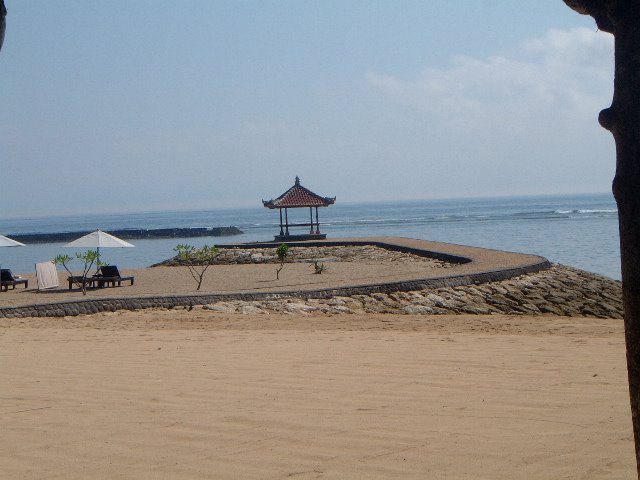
[0,310,634,479]
[0,237,547,308]
[0,262,452,308]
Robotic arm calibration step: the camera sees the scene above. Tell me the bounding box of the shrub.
[174,244,220,291]
[311,260,327,274]
[53,250,104,295]
[276,243,289,280]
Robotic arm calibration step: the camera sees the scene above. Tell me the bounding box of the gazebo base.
[274,233,327,242]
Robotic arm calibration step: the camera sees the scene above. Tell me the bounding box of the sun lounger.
[94,265,134,288]
[35,261,59,290]
[66,266,134,290]
[67,275,99,290]
[1,268,28,292]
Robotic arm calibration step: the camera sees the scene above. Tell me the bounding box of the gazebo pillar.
[284,208,290,236]
[309,207,314,234]
[315,207,320,234]
[279,208,284,236]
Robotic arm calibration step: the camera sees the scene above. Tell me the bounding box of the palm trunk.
[563,1,640,475]
[0,0,6,52]
[610,22,640,476]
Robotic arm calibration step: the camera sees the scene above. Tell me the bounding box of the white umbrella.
[0,234,25,271]
[0,234,25,247]
[64,229,134,267]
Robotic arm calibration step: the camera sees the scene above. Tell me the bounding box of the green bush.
[276,243,289,279]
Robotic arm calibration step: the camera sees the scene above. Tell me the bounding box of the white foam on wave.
[554,208,617,215]
[577,209,617,214]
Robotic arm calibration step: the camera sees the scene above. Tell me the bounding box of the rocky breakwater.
[159,244,456,267]
[202,264,622,319]
[11,226,243,244]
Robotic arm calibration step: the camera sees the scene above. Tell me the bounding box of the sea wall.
[200,264,621,319]
[0,264,621,319]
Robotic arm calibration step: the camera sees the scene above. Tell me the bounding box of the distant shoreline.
[8,227,243,244]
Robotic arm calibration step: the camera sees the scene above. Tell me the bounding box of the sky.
[0,1,615,218]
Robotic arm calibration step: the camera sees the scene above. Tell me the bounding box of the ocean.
[0,192,621,279]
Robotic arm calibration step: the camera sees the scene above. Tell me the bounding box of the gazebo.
[263,176,336,241]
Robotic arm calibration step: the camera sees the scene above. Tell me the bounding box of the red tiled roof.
[263,177,336,209]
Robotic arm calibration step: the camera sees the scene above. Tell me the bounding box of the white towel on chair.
[35,261,59,290]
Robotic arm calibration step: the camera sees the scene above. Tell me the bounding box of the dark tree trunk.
[563,0,640,476]
[0,1,6,52]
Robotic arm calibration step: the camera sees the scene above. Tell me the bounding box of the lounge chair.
[1,268,28,292]
[95,265,134,288]
[67,275,99,290]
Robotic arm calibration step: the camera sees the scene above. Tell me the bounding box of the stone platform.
[273,233,327,242]
[0,237,559,318]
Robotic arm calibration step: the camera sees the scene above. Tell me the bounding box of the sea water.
[0,192,621,279]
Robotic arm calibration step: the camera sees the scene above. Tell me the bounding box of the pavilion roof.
[263,176,336,209]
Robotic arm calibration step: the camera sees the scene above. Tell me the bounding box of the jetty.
[9,226,243,244]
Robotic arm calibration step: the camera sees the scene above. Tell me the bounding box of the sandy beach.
[0,240,632,478]
[0,310,634,479]
[0,262,451,308]
[2,0,630,477]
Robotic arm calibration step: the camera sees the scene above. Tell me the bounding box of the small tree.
[275,243,289,280]
[311,260,327,274]
[174,244,220,291]
[53,250,103,295]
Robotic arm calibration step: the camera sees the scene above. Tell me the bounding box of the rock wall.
[157,244,456,267]
[0,264,622,319]
[201,264,622,319]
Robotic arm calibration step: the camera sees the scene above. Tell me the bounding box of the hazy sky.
[1,1,614,218]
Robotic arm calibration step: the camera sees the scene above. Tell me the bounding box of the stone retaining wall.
[0,238,568,319]
[206,264,619,319]
[1,257,559,319]
[0,263,621,319]
[155,243,469,267]
[217,239,472,265]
